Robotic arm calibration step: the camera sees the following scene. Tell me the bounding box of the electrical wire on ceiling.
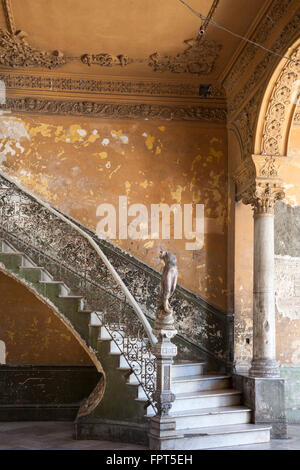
[177,0,300,65]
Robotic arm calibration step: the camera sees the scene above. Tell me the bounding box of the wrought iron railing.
[0,170,157,407]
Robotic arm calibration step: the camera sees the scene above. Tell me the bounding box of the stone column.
[234,155,285,377]
[234,155,287,437]
[249,182,283,377]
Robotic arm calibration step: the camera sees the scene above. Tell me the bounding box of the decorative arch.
[254,38,300,157]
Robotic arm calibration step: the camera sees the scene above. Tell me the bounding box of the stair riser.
[172,364,206,379]
[149,429,270,450]
[0,253,23,270]
[19,268,42,283]
[174,411,251,430]
[171,394,241,412]
[172,378,231,394]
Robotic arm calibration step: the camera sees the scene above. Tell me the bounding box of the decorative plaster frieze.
[0,72,226,99]
[0,97,227,122]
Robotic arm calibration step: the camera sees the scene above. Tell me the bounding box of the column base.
[249,359,280,378]
[233,374,287,439]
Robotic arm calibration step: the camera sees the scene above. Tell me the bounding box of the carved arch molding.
[258,43,300,157]
[233,40,300,209]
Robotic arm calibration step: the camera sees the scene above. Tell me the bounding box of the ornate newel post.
[149,252,179,450]
[234,155,287,437]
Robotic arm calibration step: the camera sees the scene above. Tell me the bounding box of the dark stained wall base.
[0,365,101,421]
[74,418,149,446]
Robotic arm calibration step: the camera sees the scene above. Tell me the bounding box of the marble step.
[149,423,271,450]
[171,389,241,412]
[172,374,231,394]
[170,405,252,429]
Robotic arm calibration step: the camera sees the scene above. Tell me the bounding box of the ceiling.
[0,0,272,83]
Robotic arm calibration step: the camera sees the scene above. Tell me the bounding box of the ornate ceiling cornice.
[0,71,226,100]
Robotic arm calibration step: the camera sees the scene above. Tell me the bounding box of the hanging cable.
[177,0,300,65]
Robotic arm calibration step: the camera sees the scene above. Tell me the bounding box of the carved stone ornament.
[81,53,132,67]
[148,38,221,75]
[0,29,65,69]
[234,154,285,214]
[293,111,300,123]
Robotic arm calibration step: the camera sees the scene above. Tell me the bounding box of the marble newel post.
[234,155,287,438]
[148,252,178,450]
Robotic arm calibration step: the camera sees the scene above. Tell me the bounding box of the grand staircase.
[0,172,271,449]
[0,237,271,449]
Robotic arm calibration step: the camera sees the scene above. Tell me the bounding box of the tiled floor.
[0,421,299,450]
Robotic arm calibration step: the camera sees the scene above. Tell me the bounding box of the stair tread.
[19,266,43,269]
[39,280,64,284]
[170,405,251,417]
[179,423,271,437]
[58,295,83,298]
[175,388,241,399]
[151,423,270,440]
[172,374,230,383]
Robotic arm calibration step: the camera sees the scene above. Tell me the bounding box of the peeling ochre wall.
[0,271,93,365]
[275,123,300,366]
[0,113,228,311]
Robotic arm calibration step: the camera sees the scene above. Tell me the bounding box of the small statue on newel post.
[149,251,179,449]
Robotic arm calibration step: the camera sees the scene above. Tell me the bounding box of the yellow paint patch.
[99,152,107,159]
[158,126,166,132]
[144,240,154,249]
[87,133,100,144]
[140,180,148,189]
[171,185,185,203]
[145,135,155,150]
[125,181,131,195]
[210,147,223,160]
[191,155,202,171]
[111,129,124,137]
[29,124,52,138]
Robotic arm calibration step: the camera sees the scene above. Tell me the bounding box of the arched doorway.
[0,269,103,421]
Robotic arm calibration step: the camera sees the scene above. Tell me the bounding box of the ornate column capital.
[234,154,285,214]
